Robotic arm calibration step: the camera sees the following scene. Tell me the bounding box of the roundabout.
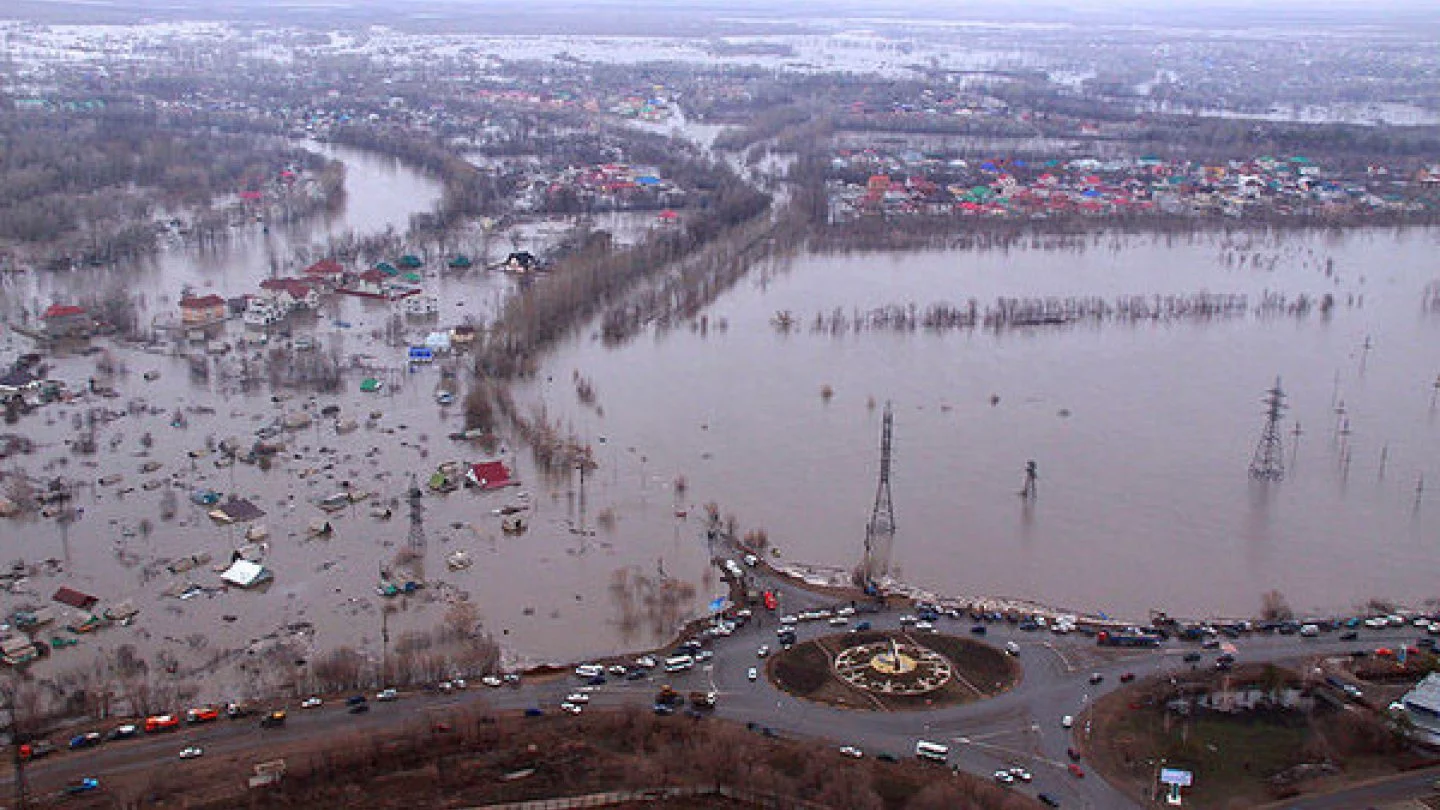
[769,630,1021,711]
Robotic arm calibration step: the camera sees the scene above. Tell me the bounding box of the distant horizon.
[5,0,1438,35]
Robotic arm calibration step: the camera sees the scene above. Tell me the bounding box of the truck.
[1096,630,1162,648]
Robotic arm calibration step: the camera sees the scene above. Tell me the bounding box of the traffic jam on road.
[14,551,1437,808]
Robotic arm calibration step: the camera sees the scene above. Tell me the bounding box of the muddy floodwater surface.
[522,227,1440,622]
[5,162,1440,701]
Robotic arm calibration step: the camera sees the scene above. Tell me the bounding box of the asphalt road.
[9,562,1439,809]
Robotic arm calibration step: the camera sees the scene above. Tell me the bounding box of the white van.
[915,740,949,763]
[574,664,603,679]
[663,654,695,673]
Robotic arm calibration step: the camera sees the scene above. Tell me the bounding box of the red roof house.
[466,461,516,490]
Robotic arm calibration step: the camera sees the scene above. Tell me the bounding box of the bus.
[915,740,949,763]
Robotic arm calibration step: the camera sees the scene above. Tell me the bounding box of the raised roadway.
[9,566,1440,809]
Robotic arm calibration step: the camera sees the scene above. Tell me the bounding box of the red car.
[763,591,778,611]
[1068,763,1086,779]
[1119,672,1136,683]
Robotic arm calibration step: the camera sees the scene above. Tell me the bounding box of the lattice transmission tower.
[862,402,896,584]
[1249,377,1287,481]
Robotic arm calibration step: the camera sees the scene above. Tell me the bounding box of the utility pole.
[862,402,896,586]
[1249,377,1287,482]
[1020,460,1038,501]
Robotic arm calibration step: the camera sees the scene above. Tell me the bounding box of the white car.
[1062,715,1074,729]
[482,675,503,688]
[565,693,591,704]
[560,702,583,715]
[300,697,323,708]
[608,664,628,676]
[779,615,798,625]
[179,746,204,760]
[829,616,850,627]
[454,678,468,690]
[635,656,657,669]
[1008,767,1033,782]
[993,769,1015,784]
[756,645,770,658]
[748,667,758,681]
[377,688,398,701]
[839,745,863,758]
[837,606,856,617]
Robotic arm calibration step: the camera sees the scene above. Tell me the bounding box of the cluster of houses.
[517,162,687,215]
[826,151,1440,222]
[2,586,139,668]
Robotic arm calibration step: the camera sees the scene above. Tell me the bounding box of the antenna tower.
[862,402,896,583]
[1249,377,1287,481]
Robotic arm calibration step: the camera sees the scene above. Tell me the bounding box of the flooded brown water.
[2,145,717,699]
[5,157,1439,702]
[521,227,1440,622]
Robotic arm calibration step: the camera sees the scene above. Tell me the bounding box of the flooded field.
[0,146,713,700]
[6,149,1439,702]
[521,227,1440,622]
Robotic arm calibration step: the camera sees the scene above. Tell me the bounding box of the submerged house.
[466,460,516,490]
[41,304,92,338]
[220,559,273,588]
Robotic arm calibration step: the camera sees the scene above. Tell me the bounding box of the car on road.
[348,703,370,714]
[1339,630,1359,641]
[876,753,899,763]
[608,664,628,676]
[377,688,398,701]
[756,645,770,658]
[186,707,220,724]
[260,710,287,728]
[64,778,100,795]
[652,703,674,716]
[829,616,849,627]
[1062,715,1074,729]
[1008,767,1032,782]
[779,615,798,625]
[852,621,872,632]
[1182,652,1202,663]
[748,667,758,681]
[20,740,56,760]
[345,695,367,706]
[1067,747,1082,762]
[626,669,647,681]
[587,674,608,685]
[1068,763,1086,779]
[179,746,204,760]
[970,625,988,635]
[839,745,863,758]
[1038,793,1061,807]
[560,702,583,715]
[993,769,1015,785]
[564,693,590,704]
[300,697,323,708]
[1119,672,1136,683]
[108,724,138,741]
[634,655,657,669]
[144,714,180,733]
[68,732,102,750]
[914,621,935,632]
[482,675,503,687]
[1088,672,1104,685]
